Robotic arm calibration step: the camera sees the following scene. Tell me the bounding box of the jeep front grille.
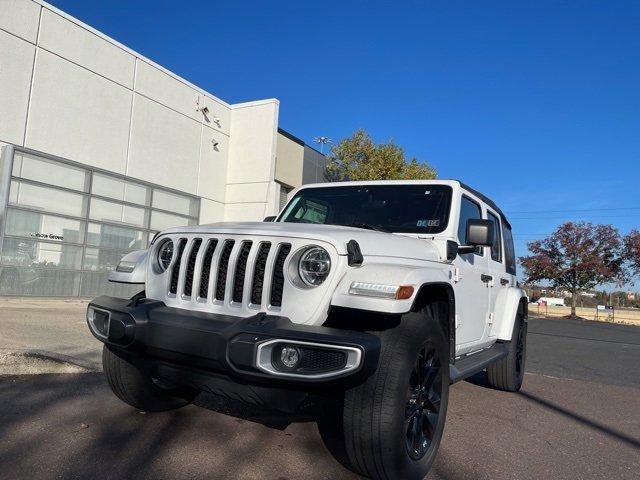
[165,236,292,310]
[169,239,187,294]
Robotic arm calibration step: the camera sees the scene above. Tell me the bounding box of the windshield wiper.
[351,222,390,233]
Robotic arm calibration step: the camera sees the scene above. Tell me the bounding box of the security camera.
[212,138,219,148]
[198,105,210,115]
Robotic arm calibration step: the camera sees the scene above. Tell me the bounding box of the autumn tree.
[520,222,627,318]
[325,129,436,181]
[624,230,640,276]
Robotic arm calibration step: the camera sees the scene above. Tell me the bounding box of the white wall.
[275,132,305,189]
[0,0,282,225]
[225,99,280,221]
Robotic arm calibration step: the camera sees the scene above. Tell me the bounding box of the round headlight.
[157,240,174,272]
[298,247,331,286]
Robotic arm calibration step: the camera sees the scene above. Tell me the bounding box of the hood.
[160,222,443,263]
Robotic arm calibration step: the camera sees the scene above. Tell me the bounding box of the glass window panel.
[9,180,86,217]
[89,198,146,227]
[5,208,85,243]
[150,211,196,231]
[152,190,198,217]
[0,267,80,296]
[83,247,130,271]
[86,223,147,250]
[1,238,83,269]
[92,174,150,206]
[80,271,140,298]
[487,212,502,262]
[12,153,88,191]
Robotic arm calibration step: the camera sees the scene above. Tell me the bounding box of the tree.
[325,129,436,181]
[624,229,640,276]
[520,222,627,318]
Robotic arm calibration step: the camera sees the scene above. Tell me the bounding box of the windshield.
[278,184,452,234]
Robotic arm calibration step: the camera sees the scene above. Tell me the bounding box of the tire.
[487,306,527,392]
[102,344,197,412]
[332,302,450,480]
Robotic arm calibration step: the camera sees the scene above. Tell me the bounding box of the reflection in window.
[9,181,87,217]
[150,211,195,231]
[5,208,84,243]
[153,190,198,216]
[1,238,83,269]
[89,198,146,227]
[12,153,88,191]
[86,223,146,250]
[92,174,150,206]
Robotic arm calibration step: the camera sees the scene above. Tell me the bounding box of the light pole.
[313,136,333,155]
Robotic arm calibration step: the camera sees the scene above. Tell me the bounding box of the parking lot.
[0,300,639,480]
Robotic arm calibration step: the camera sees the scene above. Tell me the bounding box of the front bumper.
[87,296,380,388]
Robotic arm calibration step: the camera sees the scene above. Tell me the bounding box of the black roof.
[458,181,511,230]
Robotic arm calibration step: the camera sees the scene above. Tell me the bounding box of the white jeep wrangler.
[87,180,527,480]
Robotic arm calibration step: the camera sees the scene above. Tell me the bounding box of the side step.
[449,343,509,384]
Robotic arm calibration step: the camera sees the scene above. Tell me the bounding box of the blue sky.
[50,0,640,279]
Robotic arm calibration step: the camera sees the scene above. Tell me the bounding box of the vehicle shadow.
[465,371,640,451]
[0,373,354,480]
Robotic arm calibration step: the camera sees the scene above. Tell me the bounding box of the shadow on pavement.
[518,390,640,450]
[0,373,352,480]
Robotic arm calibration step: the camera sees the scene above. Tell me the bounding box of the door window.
[503,225,516,275]
[487,211,502,262]
[458,196,482,255]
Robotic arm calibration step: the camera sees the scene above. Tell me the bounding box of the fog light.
[280,346,300,369]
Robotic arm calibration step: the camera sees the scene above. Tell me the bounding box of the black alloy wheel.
[405,342,443,460]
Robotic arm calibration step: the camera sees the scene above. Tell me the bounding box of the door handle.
[481,274,493,283]
[500,278,510,286]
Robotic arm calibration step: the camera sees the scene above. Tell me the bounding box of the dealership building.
[0,0,327,297]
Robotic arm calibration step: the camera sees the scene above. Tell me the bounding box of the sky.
[49,0,640,285]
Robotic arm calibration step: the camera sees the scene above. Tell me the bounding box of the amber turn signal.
[396,286,414,300]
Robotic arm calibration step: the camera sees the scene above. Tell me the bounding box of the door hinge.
[487,312,494,325]
[452,268,461,283]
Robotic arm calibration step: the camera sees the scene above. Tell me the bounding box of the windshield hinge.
[346,240,363,266]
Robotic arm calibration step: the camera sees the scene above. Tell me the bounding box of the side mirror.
[456,219,494,255]
[263,216,276,222]
[466,219,494,247]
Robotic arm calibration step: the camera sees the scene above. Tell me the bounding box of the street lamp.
[313,136,333,154]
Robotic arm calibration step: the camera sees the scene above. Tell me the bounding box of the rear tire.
[102,345,197,412]
[487,305,527,392]
[321,303,450,480]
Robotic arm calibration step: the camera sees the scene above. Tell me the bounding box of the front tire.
[102,345,197,412]
[336,303,450,480]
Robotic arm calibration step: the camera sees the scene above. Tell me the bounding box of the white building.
[0,0,326,296]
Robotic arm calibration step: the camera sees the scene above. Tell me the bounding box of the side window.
[487,211,502,262]
[503,224,516,275]
[458,196,482,255]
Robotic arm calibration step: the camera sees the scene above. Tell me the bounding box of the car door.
[486,210,509,340]
[452,195,490,354]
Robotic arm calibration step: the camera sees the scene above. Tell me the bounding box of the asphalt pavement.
[0,305,639,480]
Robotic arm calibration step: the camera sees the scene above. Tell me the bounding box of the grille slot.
[251,242,271,304]
[183,238,202,297]
[270,243,291,307]
[169,238,187,294]
[215,240,235,301]
[232,241,253,303]
[198,239,218,299]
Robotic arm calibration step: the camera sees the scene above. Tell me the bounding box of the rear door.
[486,209,509,340]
